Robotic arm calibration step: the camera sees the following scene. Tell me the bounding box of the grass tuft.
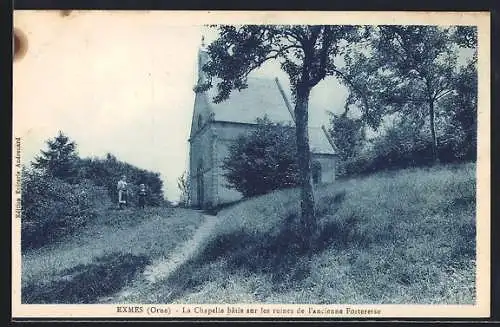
[22,252,150,303]
[151,163,477,304]
[23,163,476,304]
[22,206,205,303]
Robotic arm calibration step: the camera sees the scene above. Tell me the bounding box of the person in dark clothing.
[138,183,147,209]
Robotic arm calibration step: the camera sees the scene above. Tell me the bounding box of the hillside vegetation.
[21,131,196,304]
[22,206,205,303]
[22,132,167,251]
[145,163,476,304]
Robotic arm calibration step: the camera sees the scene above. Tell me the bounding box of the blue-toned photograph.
[15,12,479,307]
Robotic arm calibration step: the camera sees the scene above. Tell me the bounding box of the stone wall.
[312,153,337,184]
[189,120,338,208]
[212,122,256,206]
[189,124,216,208]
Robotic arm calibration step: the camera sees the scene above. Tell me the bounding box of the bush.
[222,117,300,197]
[21,132,167,251]
[21,168,108,251]
[336,121,473,178]
[368,126,433,170]
[77,154,165,207]
[328,113,365,161]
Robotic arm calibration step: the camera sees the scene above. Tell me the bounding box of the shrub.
[21,167,108,251]
[335,121,473,178]
[77,154,165,207]
[222,116,299,197]
[328,113,365,161]
[368,125,433,170]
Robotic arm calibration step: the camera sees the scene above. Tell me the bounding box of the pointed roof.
[203,77,336,155]
[206,77,294,125]
[196,48,336,156]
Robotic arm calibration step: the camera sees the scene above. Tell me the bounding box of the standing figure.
[117,175,128,209]
[138,183,147,209]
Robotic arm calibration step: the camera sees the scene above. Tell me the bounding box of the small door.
[312,160,322,185]
[197,162,204,208]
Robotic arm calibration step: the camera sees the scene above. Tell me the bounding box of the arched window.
[312,160,322,185]
[198,114,203,129]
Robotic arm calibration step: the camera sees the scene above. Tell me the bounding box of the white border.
[12,10,491,319]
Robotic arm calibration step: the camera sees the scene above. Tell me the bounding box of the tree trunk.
[294,84,316,250]
[429,100,439,164]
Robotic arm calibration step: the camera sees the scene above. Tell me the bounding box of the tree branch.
[330,68,370,113]
[434,89,454,101]
[283,28,304,43]
[308,26,333,86]
[433,78,451,100]
[388,28,413,67]
[241,45,296,79]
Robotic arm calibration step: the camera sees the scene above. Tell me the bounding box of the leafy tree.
[197,25,361,247]
[441,26,477,161]
[32,131,79,182]
[222,116,299,197]
[328,112,365,161]
[342,26,465,164]
[438,59,477,161]
[452,26,478,54]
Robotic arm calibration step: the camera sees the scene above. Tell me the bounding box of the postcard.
[12,10,490,319]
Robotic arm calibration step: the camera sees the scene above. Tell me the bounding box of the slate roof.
[206,77,294,125]
[204,77,336,156]
[308,126,337,155]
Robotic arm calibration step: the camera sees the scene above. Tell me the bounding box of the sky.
[13,11,350,202]
[13,11,485,202]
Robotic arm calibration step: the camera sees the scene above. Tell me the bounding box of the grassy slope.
[148,163,476,304]
[21,206,205,303]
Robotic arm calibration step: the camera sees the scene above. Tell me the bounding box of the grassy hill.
[21,163,476,304]
[146,163,476,304]
[21,206,205,303]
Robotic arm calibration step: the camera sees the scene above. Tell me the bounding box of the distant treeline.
[21,132,165,251]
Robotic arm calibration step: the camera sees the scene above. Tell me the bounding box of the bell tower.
[196,35,209,85]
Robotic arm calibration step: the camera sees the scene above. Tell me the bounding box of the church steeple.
[196,35,209,85]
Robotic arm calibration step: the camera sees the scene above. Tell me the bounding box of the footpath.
[99,213,219,303]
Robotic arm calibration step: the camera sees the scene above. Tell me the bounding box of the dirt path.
[99,213,219,303]
[142,214,218,283]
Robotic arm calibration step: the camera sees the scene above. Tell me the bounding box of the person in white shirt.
[117,175,128,209]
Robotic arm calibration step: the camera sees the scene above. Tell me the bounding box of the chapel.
[188,43,337,209]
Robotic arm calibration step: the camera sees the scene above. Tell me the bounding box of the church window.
[312,160,322,185]
[198,114,203,129]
